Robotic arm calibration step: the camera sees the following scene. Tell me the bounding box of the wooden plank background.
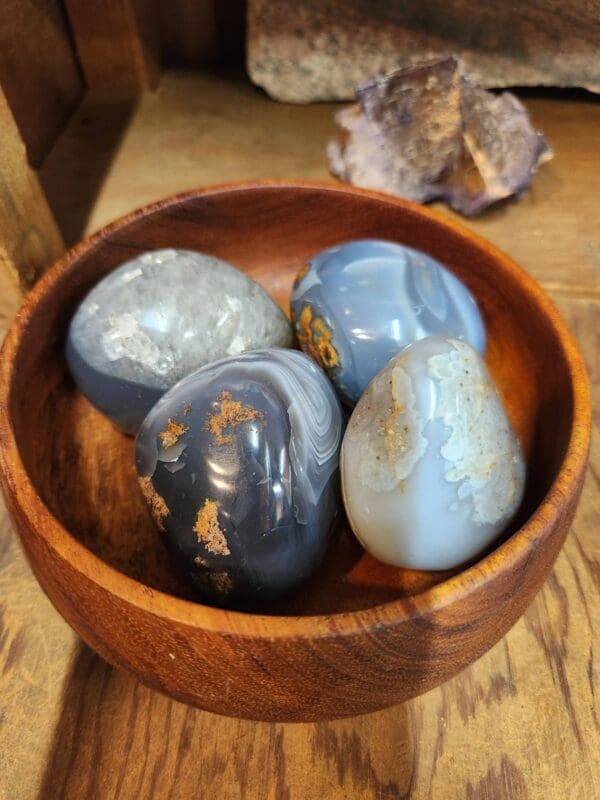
[1,71,599,798]
[0,0,245,171]
[0,0,83,167]
[0,89,65,289]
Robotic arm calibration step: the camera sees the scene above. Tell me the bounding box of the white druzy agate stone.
[341,336,526,570]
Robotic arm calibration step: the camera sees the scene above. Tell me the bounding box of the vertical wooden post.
[160,0,218,65]
[64,0,161,96]
[0,91,65,290]
[0,0,84,167]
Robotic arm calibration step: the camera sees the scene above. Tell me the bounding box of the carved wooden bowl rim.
[0,181,591,638]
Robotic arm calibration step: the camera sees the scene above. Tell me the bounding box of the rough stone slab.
[247,0,600,102]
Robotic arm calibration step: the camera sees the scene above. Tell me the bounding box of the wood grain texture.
[0,182,590,724]
[160,0,219,65]
[0,89,65,290]
[159,0,246,67]
[64,0,160,96]
[0,0,83,166]
[0,77,598,798]
[160,0,246,67]
[0,291,597,798]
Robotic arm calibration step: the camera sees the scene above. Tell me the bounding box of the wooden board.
[0,0,83,166]
[0,90,65,289]
[64,0,160,96]
[159,0,246,66]
[160,0,219,65]
[62,1,245,99]
[2,72,599,798]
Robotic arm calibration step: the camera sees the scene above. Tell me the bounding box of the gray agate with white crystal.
[341,336,526,571]
[66,249,293,433]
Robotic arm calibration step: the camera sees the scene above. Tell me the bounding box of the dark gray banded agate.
[135,348,344,607]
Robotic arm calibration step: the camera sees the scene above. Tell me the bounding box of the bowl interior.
[8,184,574,615]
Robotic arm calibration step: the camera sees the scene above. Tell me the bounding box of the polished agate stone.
[291,239,485,406]
[135,348,344,606]
[341,336,525,570]
[67,249,293,433]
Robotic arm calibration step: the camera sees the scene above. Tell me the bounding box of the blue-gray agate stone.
[135,348,344,607]
[341,336,525,570]
[66,249,293,434]
[291,239,486,406]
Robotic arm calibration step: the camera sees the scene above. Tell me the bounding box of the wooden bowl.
[0,182,590,722]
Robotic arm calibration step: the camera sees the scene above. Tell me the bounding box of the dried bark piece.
[328,57,552,216]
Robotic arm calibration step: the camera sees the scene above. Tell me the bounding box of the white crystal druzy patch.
[341,336,525,570]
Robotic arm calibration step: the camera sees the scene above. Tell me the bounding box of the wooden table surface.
[1,71,598,800]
